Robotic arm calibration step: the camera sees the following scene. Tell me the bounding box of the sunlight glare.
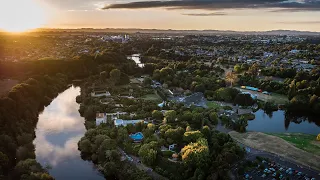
[0,0,46,32]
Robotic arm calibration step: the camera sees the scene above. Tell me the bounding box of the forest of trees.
[0,74,68,179]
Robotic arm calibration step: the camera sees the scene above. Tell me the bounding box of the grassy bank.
[229,131,320,171]
[207,101,221,109]
[267,133,320,156]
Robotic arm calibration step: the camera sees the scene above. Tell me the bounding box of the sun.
[0,0,46,32]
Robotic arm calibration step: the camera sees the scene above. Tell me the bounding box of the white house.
[114,119,147,127]
[96,113,107,125]
[91,91,111,97]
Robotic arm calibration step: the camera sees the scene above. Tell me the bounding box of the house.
[96,113,107,125]
[169,144,177,151]
[114,119,147,127]
[91,91,111,97]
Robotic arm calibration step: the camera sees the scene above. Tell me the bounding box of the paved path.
[118,148,168,180]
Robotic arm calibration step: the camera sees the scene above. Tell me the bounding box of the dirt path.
[229,131,320,171]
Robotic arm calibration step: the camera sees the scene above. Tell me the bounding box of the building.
[96,112,128,125]
[91,91,111,97]
[96,113,107,125]
[114,119,146,127]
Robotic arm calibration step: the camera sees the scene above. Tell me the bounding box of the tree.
[100,71,108,82]
[110,69,121,82]
[183,130,204,143]
[234,64,241,73]
[152,110,163,120]
[0,152,9,174]
[143,77,152,86]
[165,127,185,144]
[181,138,209,168]
[225,72,238,87]
[209,112,218,125]
[164,110,177,123]
[138,141,158,166]
[234,93,254,106]
[78,138,92,154]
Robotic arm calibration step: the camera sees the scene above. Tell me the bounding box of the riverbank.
[229,131,320,171]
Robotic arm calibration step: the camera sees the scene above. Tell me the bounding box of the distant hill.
[7,28,320,36]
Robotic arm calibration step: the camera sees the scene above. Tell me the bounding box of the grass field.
[229,131,320,171]
[141,92,162,102]
[269,93,289,104]
[267,133,320,156]
[207,101,221,109]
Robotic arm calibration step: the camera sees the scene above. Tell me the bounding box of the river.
[33,86,104,180]
[248,110,320,135]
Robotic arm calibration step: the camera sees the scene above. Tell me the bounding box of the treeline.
[287,70,320,115]
[78,125,153,180]
[0,49,137,79]
[0,74,68,179]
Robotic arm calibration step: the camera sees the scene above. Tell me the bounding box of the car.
[272,172,277,177]
[311,178,315,180]
[279,167,284,171]
[261,174,267,178]
[298,172,303,176]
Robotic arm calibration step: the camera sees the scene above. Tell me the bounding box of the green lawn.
[141,93,162,102]
[267,133,320,156]
[269,93,289,104]
[207,101,221,109]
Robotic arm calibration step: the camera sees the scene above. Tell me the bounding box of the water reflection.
[248,110,320,135]
[34,86,104,180]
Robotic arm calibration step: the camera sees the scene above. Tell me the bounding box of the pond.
[34,86,104,180]
[247,110,320,135]
[128,54,144,68]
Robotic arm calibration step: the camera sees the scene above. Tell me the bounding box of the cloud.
[277,21,320,24]
[102,0,320,12]
[182,12,227,16]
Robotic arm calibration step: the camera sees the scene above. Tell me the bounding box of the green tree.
[209,112,218,125]
[234,64,241,73]
[0,152,9,174]
[138,142,158,166]
[110,69,121,82]
[164,110,177,123]
[78,138,92,154]
[152,110,163,120]
[183,130,204,143]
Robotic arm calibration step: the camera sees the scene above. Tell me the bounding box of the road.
[215,121,320,179]
[118,148,168,180]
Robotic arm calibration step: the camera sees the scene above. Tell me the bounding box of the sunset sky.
[1,0,320,32]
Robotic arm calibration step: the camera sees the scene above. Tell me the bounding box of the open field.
[207,101,221,109]
[267,133,320,156]
[0,79,18,96]
[229,131,320,171]
[141,92,162,102]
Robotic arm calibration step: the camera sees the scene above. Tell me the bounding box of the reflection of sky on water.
[34,86,104,180]
[248,110,320,135]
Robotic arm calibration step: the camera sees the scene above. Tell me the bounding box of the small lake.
[247,110,320,135]
[128,54,144,68]
[34,86,104,180]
